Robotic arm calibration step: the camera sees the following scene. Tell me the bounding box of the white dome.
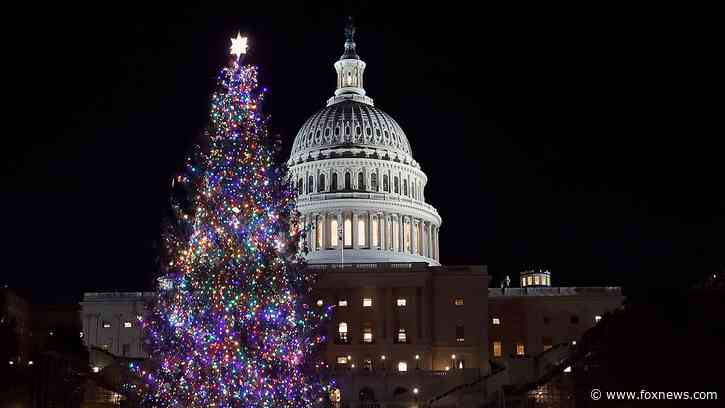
[289,101,415,166]
[288,21,441,266]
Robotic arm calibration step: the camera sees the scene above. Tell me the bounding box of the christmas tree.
[130,34,332,407]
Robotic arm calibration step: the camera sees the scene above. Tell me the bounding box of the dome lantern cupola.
[328,17,374,107]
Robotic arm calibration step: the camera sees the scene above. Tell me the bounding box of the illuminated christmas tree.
[131,34,332,407]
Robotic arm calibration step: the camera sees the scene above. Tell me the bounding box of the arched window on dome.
[330,219,339,247]
[344,217,352,247]
[297,178,303,194]
[411,182,415,199]
[307,176,314,194]
[345,172,351,190]
[358,172,365,191]
[358,218,366,247]
[371,173,378,191]
[331,173,338,191]
[318,173,326,192]
[403,180,408,196]
[383,174,389,192]
[394,177,399,194]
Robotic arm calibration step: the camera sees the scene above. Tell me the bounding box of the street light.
[415,353,420,369]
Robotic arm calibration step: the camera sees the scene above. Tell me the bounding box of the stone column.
[411,218,418,255]
[366,212,372,249]
[379,213,386,250]
[352,212,359,249]
[427,222,433,258]
[435,226,440,261]
[321,213,327,249]
[398,214,404,253]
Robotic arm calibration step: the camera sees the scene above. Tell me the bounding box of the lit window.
[363,328,373,343]
[595,315,602,323]
[92,366,101,373]
[102,321,111,328]
[397,329,407,343]
[338,322,348,343]
[362,298,373,308]
[316,299,324,307]
[336,356,348,365]
[101,344,109,350]
[330,388,341,402]
[516,342,525,356]
[344,218,352,246]
[493,341,502,357]
[454,298,464,306]
[396,298,407,307]
[330,219,339,247]
[456,324,465,342]
[492,317,501,325]
[338,300,348,307]
[527,276,533,286]
[564,366,572,373]
[123,322,132,328]
[534,276,541,285]
[397,361,408,372]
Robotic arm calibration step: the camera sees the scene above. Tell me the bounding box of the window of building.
[372,217,379,247]
[492,317,501,325]
[534,275,541,285]
[397,361,408,372]
[123,321,132,328]
[330,388,341,403]
[396,298,407,307]
[331,173,338,191]
[338,300,348,307]
[570,315,580,324]
[297,178,303,193]
[338,322,348,343]
[122,343,130,356]
[383,175,389,192]
[336,356,348,365]
[493,341,502,357]
[397,329,407,343]
[330,219,339,247]
[307,175,314,193]
[362,298,373,308]
[318,173,325,192]
[102,344,109,350]
[362,358,373,371]
[516,342,525,356]
[345,172,351,190]
[344,217,352,246]
[358,218,366,247]
[102,321,111,329]
[403,180,408,196]
[456,324,465,342]
[595,315,602,323]
[363,327,373,344]
[358,172,365,190]
[543,337,553,351]
[454,298,464,306]
[394,176,399,193]
[371,173,378,191]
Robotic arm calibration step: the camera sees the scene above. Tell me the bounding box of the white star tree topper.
[230,33,248,60]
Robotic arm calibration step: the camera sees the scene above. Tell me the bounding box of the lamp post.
[451,354,456,371]
[415,353,420,370]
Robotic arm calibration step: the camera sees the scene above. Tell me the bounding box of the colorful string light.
[129,51,332,407]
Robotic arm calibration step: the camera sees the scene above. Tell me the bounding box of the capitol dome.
[289,20,441,265]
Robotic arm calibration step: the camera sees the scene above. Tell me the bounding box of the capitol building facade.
[80,22,623,408]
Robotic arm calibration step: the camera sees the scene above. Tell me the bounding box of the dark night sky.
[1,3,721,302]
